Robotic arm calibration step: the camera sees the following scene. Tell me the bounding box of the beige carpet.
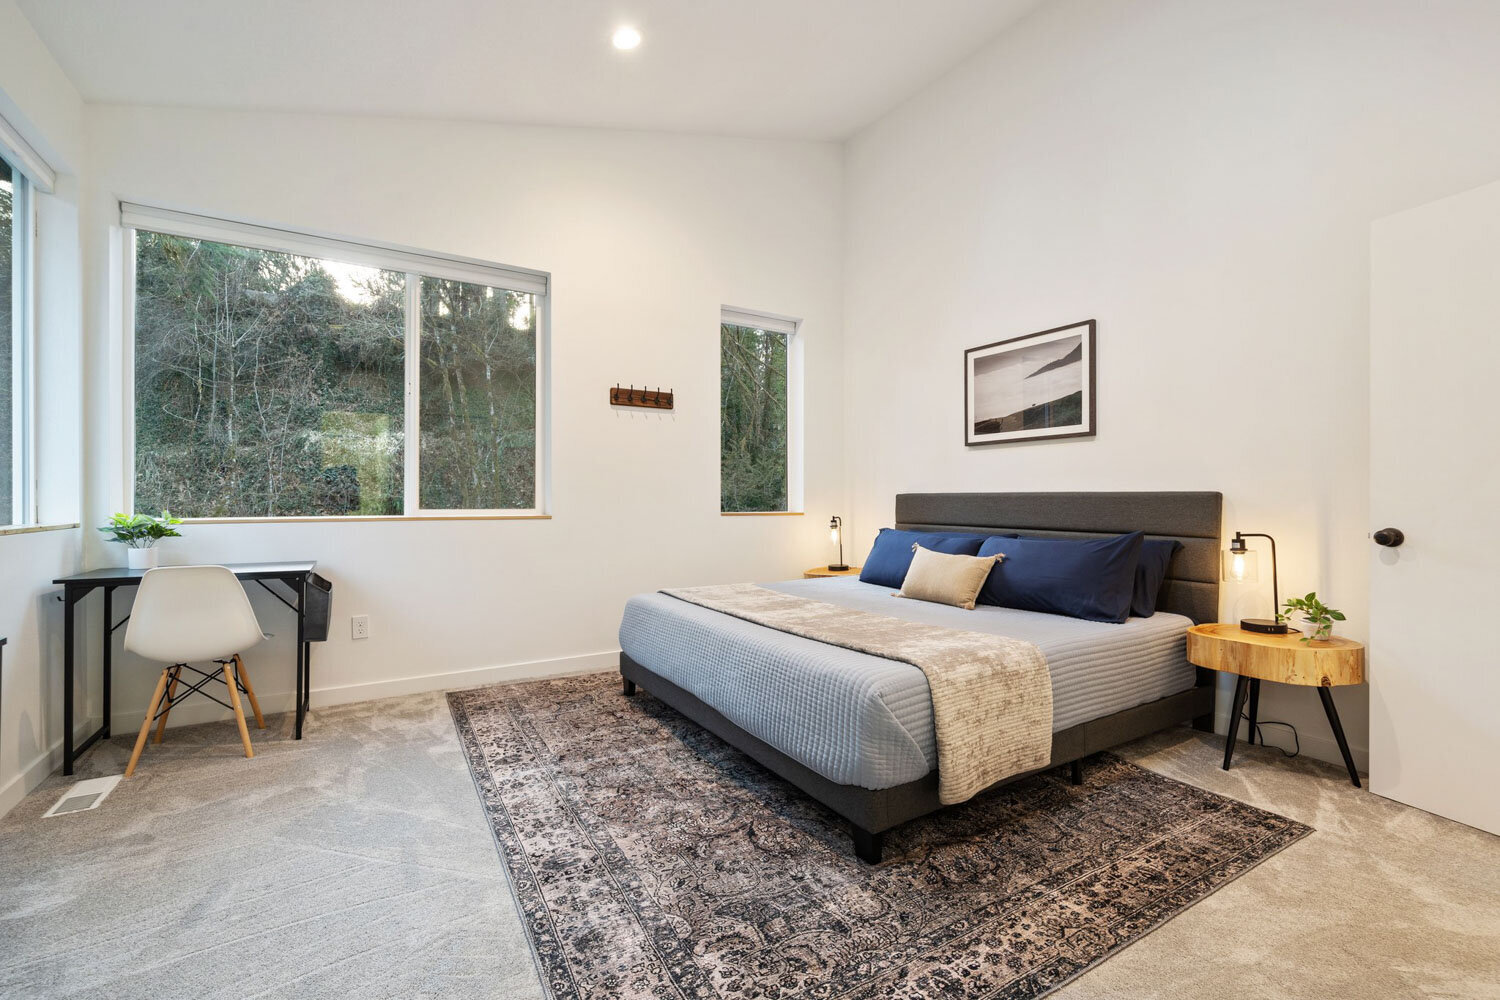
[1,681,1496,999]
[0,691,541,1000]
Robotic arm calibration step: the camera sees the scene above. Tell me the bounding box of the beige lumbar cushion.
[896,544,1001,610]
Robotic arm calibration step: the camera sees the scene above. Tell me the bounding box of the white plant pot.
[126,546,159,570]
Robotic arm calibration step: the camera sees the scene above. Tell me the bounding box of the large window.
[126,206,547,519]
[720,307,799,513]
[1,152,33,527]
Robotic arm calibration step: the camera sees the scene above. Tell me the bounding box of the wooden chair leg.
[223,662,255,759]
[154,665,182,744]
[233,654,265,729]
[126,669,171,778]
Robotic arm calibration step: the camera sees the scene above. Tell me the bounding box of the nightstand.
[803,566,861,579]
[1186,623,1365,787]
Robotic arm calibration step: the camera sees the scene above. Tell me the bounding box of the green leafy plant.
[98,511,182,549]
[1280,592,1345,643]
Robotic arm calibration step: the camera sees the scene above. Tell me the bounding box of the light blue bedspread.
[618,577,1195,790]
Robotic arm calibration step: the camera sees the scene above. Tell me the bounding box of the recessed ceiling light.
[612,26,642,51]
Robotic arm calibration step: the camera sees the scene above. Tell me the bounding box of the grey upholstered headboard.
[895,491,1223,624]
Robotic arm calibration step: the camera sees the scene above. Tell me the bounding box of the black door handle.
[1373,528,1405,547]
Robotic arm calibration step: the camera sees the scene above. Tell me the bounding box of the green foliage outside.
[720,323,788,512]
[419,279,537,509]
[134,232,537,517]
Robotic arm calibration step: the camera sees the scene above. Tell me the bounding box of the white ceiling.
[18,0,1043,141]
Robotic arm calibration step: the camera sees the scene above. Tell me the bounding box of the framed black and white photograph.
[964,320,1096,446]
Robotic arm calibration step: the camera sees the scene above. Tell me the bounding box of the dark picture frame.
[964,319,1096,446]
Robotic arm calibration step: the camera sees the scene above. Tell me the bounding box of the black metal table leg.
[1222,675,1250,771]
[301,642,311,733]
[295,574,307,740]
[63,586,77,775]
[1246,678,1260,746]
[1317,687,1362,787]
[102,586,114,739]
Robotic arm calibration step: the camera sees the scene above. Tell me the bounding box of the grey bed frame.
[620,491,1223,864]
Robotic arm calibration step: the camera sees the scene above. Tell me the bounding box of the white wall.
[80,107,844,730]
[0,0,86,815]
[842,0,1500,768]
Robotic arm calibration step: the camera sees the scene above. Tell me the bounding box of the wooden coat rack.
[611,384,674,410]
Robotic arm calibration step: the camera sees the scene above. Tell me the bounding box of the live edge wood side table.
[803,566,862,579]
[1186,623,1365,787]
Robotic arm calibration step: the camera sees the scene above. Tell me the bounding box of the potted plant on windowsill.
[1279,592,1346,644]
[99,511,183,569]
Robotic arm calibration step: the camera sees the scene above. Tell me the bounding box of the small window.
[1,152,33,526]
[720,306,799,513]
[417,277,538,510]
[125,205,548,519]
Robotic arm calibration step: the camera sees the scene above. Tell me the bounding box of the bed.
[618,491,1222,862]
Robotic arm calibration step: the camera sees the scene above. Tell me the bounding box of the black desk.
[52,562,317,775]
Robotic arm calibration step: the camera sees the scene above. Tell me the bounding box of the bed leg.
[1192,669,1215,732]
[852,826,884,865]
[621,677,637,697]
[1070,759,1083,785]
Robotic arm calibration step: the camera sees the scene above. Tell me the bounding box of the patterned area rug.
[448,673,1310,1000]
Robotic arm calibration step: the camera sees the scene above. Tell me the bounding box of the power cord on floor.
[1241,712,1300,758]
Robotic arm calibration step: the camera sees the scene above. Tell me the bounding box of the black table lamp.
[1223,531,1288,634]
[828,516,848,572]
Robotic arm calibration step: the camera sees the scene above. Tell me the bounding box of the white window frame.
[120,203,551,521]
[719,304,804,516]
[1,146,38,527]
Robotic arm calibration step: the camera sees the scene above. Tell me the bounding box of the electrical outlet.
[351,615,370,640]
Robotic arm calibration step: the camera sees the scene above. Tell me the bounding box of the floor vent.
[42,775,122,818]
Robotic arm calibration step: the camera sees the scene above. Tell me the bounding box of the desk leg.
[102,587,114,739]
[302,642,312,735]
[63,587,76,776]
[1222,675,1250,771]
[1317,687,1362,788]
[295,576,307,740]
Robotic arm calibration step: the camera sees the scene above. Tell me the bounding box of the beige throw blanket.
[661,584,1053,805]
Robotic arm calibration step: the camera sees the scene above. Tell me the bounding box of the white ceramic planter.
[126,546,159,570]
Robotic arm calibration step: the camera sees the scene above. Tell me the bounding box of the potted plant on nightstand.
[99,511,183,569]
[1280,592,1345,643]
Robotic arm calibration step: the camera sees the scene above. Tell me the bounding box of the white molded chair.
[122,565,267,776]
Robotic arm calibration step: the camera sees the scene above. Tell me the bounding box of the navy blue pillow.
[859,529,986,588]
[976,532,1145,623]
[1131,538,1181,618]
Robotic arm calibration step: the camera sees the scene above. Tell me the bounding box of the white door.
[1369,179,1500,835]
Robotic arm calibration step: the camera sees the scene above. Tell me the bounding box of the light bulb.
[829,527,839,544]
[612,26,641,50]
[1230,553,1246,581]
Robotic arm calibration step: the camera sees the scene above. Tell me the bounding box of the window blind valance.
[721,305,800,336]
[119,202,549,297]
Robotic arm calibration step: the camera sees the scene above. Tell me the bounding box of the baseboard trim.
[102,649,621,735]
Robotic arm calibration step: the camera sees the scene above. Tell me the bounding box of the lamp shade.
[1223,547,1259,584]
